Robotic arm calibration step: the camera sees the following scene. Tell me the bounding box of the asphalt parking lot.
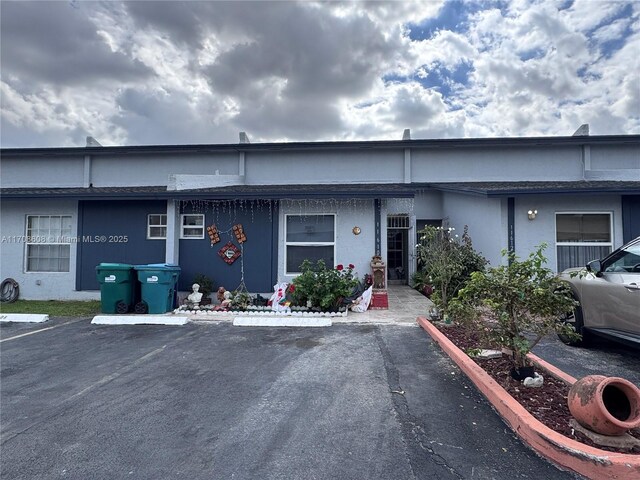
[0,319,585,480]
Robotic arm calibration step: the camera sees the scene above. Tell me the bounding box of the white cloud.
[0,0,637,148]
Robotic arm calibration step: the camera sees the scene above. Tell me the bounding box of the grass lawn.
[0,300,101,317]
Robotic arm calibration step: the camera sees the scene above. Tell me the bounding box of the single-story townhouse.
[1,129,639,300]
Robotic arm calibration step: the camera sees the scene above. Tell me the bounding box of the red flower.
[348,264,355,269]
[288,284,295,293]
[336,264,344,271]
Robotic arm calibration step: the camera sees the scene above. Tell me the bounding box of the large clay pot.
[568,375,640,436]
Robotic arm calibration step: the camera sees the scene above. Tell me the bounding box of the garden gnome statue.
[186,283,203,306]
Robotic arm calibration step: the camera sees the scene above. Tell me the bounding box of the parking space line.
[0,318,86,343]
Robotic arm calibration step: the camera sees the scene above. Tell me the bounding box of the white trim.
[284,213,336,275]
[179,214,205,239]
[147,213,167,240]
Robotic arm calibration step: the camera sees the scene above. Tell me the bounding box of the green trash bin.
[134,264,181,314]
[95,263,136,314]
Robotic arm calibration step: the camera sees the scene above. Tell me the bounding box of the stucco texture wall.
[514,195,623,272]
[277,200,375,285]
[441,193,506,267]
[0,199,97,300]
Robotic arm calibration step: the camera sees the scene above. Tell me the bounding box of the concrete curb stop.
[92,315,189,325]
[0,314,49,323]
[417,316,640,480]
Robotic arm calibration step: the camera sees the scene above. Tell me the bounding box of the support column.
[507,197,515,265]
[165,200,180,264]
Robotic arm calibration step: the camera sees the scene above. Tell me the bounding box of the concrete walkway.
[334,285,434,325]
[188,285,434,326]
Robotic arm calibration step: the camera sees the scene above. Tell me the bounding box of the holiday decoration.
[233,224,247,244]
[207,224,220,244]
[218,241,241,265]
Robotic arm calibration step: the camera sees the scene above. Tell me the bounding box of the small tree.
[451,245,579,369]
[415,225,487,314]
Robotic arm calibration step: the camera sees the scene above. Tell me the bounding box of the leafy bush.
[415,225,487,313]
[291,260,359,310]
[450,245,580,369]
[192,273,213,299]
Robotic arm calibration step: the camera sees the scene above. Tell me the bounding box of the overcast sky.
[1,0,638,147]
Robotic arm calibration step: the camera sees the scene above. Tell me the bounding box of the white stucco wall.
[0,199,98,300]
[277,200,375,284]
[513,195,624,272]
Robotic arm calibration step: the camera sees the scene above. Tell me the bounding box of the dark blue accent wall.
[77,200,166,290]
[622,195,640,243]
[178,201,278,293]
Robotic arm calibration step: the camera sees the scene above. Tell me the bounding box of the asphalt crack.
[374,327,465,480]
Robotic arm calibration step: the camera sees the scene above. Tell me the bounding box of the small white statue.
[221,290,233,308]
[186,283,203,306]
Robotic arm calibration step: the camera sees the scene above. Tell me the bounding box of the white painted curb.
[0,313,49,323]
[233,317,331,327]
[92,315,189,326]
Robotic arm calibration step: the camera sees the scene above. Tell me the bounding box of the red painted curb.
[417,316,640,480]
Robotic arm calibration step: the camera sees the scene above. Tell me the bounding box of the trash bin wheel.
[134,301,148,314]
[116,301,129,314]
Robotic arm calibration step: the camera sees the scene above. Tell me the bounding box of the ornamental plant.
[415,225,487,314]
[449,245,580,370]
[291,260,359,310]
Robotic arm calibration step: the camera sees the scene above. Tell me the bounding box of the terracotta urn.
[567,375,640,436]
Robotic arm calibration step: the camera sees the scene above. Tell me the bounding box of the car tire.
[557,299,588,347]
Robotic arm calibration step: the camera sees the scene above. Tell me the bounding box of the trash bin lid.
[96,263,133,270]
[135,263,181,271]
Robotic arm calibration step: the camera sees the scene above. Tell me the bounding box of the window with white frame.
[180,214,204,239]
[25,215,72,272]
[147,214,167,239]
[556,212,613,271]
[285,214,335,274]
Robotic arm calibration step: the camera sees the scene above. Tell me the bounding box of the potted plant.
[450,244,580,379]
[192,273,213,305]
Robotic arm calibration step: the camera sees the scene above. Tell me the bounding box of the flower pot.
[568,375,640,436]
[510,366,535,381]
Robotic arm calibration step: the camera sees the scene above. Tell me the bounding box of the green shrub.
[291,260,359,310]
[192,274,213,299]
[415,225,487,313]
[451,244,580,369]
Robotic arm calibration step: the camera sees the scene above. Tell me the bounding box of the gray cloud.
[0,1,152,87]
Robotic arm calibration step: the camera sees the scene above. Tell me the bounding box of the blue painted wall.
[77,200,166,290]
[178,201,278,293]
[622,195,640,243]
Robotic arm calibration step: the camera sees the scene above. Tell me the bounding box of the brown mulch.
[436,323,640,454]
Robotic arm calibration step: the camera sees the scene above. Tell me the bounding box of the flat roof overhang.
[0,183,416,201]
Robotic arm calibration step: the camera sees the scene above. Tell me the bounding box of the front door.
[387,229,408,284]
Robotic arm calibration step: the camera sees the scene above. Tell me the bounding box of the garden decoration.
[233,224,247,244]
[568,375,640,436]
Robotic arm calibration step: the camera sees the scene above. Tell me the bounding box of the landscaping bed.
[437,323,640,454]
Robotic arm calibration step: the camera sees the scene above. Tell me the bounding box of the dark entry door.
[622,195,640,243]
[387,229,408,284]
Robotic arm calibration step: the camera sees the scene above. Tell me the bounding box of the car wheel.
[557,300,588,347]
